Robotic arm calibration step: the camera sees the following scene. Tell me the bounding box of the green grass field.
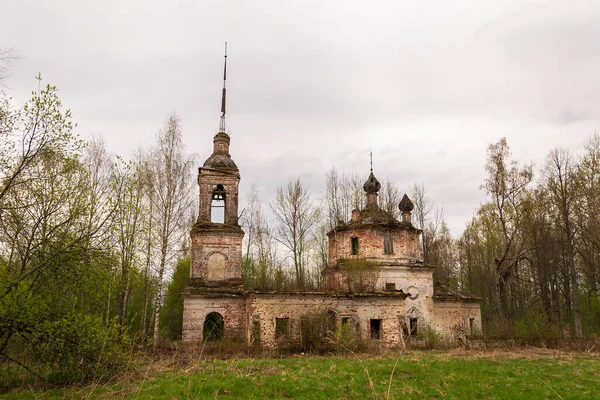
[3,351,599,399]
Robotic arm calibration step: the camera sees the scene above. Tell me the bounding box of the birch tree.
[147,115,194,347]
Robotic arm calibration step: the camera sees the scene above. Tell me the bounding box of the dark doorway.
[203,312,224,341]
[370,319,381,340]
[409,318,418,336]
[351,237,359,255]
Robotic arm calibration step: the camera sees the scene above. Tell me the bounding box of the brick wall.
[247,292,406,348]
[197,170,240,225]
[190,229,243,282]
[328,226,421,267]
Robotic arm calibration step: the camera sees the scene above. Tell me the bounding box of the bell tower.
[190,43,244,288]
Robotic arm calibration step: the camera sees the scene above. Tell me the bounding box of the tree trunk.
[153,243,168,348]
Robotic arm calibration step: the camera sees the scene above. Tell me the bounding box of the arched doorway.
[203,312,224,341]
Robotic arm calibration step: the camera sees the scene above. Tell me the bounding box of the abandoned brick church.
[181,129,482,347]
[182,50,481,347]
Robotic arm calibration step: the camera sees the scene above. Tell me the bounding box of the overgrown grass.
[3,350,599,399]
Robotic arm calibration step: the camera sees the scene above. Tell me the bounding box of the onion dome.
[363,172,381,194]
[399,194,414,213]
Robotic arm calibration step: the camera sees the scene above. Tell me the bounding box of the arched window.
[203,312,224,341]
[211,184,226,223]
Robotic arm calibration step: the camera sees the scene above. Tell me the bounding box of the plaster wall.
[182,295,246,342]
[432,301,483,336]
[377,267,435,328]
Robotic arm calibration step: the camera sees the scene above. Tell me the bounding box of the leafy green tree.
[0,80,128,382]
[159,257,190,341]
[481,138,533,321]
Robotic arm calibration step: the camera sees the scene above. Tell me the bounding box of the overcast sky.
[2,0,599,235]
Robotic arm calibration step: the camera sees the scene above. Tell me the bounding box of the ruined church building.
[182,49,481,347]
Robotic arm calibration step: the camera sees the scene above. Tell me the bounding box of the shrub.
[513,309,563,346]
[330,320,364,353]
[29,314,132,383]
[299,312,331,353]
[421,325,440,349]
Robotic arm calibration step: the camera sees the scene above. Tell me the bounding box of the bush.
[299,313,330,352]
[29,314,132,383]
[330,321,364,353]
[421,325,441,349]
[513,310,563,346]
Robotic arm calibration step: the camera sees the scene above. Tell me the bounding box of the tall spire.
[370,151,373,173]
[219,41,228,133]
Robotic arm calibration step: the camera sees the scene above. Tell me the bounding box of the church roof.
[433,283,481,302]
[202,132,239,171]
[203,153,238,171]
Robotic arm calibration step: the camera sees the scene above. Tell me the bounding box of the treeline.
[456,136,600,337]
[0,78,195,383]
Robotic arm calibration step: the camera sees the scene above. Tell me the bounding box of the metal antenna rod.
[219,42,228,132]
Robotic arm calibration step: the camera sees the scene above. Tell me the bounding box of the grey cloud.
[2,0,599,236]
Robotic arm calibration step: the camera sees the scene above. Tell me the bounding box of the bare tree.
[0,47,18,86]
[270,179,319,289]
[411,182,434,263]
[545,148,582,336]
[380,180,401,219]
[147,115,194,347]
[325,168,344,229]
[324,168,368,228]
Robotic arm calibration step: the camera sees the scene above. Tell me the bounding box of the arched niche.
[206,252,226,280]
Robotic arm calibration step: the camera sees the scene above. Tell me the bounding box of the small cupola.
[363,172,381,208]
[399,194,414,224]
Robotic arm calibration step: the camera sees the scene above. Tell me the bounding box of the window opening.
[351,237,359,255]
[327,310,337,333]
[275,317,289,339]
[341,317,350,326]
[409,318,418,336]
[203,312,224,341]
[385,282,396,291]
[211,184,226,223]
[384,232,393,254]
[370,319,381,340]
